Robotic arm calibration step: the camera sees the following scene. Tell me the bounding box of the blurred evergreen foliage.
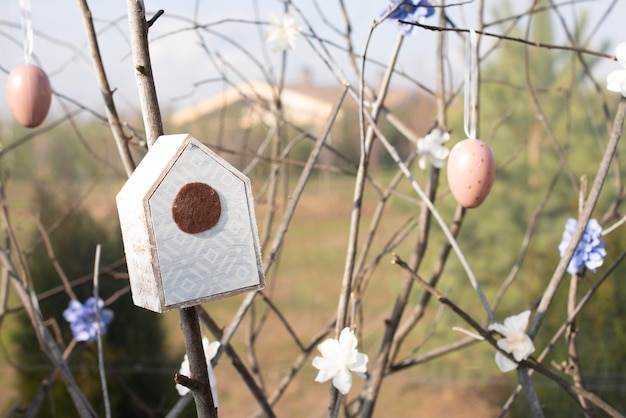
[10,180,179,417]
[473,1,626,416]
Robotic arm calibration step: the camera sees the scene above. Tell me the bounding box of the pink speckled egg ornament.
[6,64,52,128]
[446,139,496,208]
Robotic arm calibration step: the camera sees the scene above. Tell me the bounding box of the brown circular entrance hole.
[171,182,221,234]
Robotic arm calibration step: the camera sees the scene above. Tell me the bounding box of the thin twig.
[76,0,135,176]
[529,97,626,338]
[93,244,111,418]
[566,272,594,417]
[0,249,96,417]
[250,319,335,418]
[195,307,276,418]
[33,217,77,301]
[361,164,440,418]
[0,182,12,321]
[390,204,465,362]
[499,248,626,417]
[126,0,164,146]
[362,106,496,323]
[391,254,492,341]
[390,336,478,372]
[492,169,560,310]
[517,367,545,418]
[178,307,218,418]
[23,339,78,416]
[406,22,616,61]
[215,86,348,366]
[347,30,405,418]
[392,253,624,418]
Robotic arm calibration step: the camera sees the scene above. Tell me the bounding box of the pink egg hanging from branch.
[6,64,52,128]
[446,138,496,208]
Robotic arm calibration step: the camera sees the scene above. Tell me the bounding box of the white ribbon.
[20,0,33,63]
[463,29,479,140]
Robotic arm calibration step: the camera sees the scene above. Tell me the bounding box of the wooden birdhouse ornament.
[116,134,265,313]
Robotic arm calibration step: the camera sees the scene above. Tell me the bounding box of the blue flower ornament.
[558,218,606,275]
[63,297,114,342]
[382,0,435,35]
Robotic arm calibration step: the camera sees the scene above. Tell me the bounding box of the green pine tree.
[12,181,179,417]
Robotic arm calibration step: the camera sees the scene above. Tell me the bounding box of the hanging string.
[463,29,479,140]
[20,0,34,63]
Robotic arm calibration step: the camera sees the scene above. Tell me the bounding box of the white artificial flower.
[607,42,626,97]
[416,128,450,170]
[312,327,368,395]
[265,13,301,51]
[488,310,535,372]
[176,336,221,406]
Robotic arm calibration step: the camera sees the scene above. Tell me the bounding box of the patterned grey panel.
[148,143,260,306]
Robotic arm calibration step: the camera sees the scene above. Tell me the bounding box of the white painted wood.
[116,134,265,313]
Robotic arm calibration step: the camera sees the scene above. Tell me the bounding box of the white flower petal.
[616,43,626,67]
[311,328,368,394]
[430,157,445,169]
[314,369,334,383]
[607,69,626,95]
[339,327,358,353]
[490,311,535,373]
[350,352,368,374]
[207,362,219,408]
[332,367,353,395]
[511,335,535,361]
[494,351,519,372]
[317,338,342,360]
[431,146,450,161]
[488,322,508,337]
[415,129,450,169]
[176,337,221,398]
[179,355,190,375]
[503,310,531,333]
[418,155,428,170]
[175,383,189,396]
[204,340,221,361]
[496,337,513,353]
[313,357,338,383]
[176,356,191,396]
[416,140,430,153]
[265,12,301,51]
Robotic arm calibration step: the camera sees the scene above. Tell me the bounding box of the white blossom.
[488,310,535,372]
[176,336,220,406]
[607,43,626,97]
[312,327,368,395]
[265,13,301,51]
[416,128,450,170]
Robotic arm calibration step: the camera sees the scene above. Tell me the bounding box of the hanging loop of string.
[463,29,479,140]
[20,0,34,63]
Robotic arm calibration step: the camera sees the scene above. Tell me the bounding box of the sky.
[0,0,625,123]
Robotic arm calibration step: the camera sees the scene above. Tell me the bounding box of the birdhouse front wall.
[148,142,262,309]
[117,134,265,313]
